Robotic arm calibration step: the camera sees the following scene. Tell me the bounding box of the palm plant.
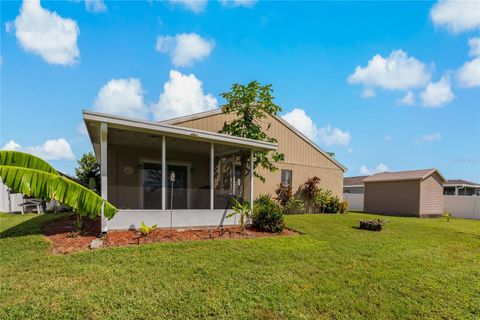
[227,197,251,231]
[0,151,117,219]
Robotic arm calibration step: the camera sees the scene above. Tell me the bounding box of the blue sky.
[1,0,479,181]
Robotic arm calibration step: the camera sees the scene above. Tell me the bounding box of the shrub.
[275,183,292,207]
[255,194,274,207]
[227,198,251,231]
[140,222,157,236]
[283,196,304,214]
[302,176,321,212]
[253,196,285,232]
[314,189,343,213]
[339,201,349,213]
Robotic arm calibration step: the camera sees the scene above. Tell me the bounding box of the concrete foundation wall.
[108,209,238,230]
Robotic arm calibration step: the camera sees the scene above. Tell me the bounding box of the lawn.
[0,212,479,319]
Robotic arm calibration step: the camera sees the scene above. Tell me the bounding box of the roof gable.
[159,109,347,172]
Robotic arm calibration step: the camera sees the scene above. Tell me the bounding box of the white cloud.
[94,78,149,119]
[77,122,88,136]
[282,108,350,146]
[220,0,257,7]
[347,148,354,154]
[457,58,480,87]
[85,0,107,13]
[361,88,376,98]
[152,70,217,121]
[348,50,431,91]
[417,132,442,143]
[420,76,454,107]
[384,134,393,142]
[10,0,79,65]
[2,139,75,160]
[156,33,214,67]
[169,0,207,13]
[359,163,389,175]
[317,126,351,147]
[282,108,318,140]
[468,37,480,57]
[397,91,416,106]
[430,0,480,34]
[2,140,21,151]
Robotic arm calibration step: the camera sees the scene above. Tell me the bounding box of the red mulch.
[44,215,297,254]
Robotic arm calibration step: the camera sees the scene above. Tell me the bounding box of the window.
[281,170,292,186]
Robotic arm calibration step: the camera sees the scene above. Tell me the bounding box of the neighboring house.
[444,180,480,196]
[343,176,367,194]
[0,180,24,213]
[363,169,446,217]
[83,110,346,231]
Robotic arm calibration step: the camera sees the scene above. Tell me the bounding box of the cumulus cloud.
[85,0,107,13]
[417,132,442,143]
[9,0,80,65]
[2,140,21,151]
[156,33,214,67]
[348,50,431,91]
[152,70,217,121]
[317,126,351,146]
[430,0,480,34]
[359,163,389,175]
[468,37,480,57]
[282,108,318,140]
[420,76,454,107]
[220,0,257,7]
[94,78,149,119]
[282,108,351,146]
[457,58,480,87]
[2,139,75,160]
[397,91,416,106]
[169,0,207,13]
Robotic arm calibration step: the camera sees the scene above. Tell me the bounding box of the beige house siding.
[420,173,444,216]
[364,181,421,216]
[171,112,345,198]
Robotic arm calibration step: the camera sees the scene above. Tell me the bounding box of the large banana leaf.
[0,166,117,219]
[0,151,59,175]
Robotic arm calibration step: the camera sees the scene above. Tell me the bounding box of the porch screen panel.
[108,129,163,210]
[165,136,211,210]
[213,144,250,210]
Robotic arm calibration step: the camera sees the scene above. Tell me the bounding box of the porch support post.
[250,149,254,211]
[162,136,166,211]
[210,143,214,210]
[100,122,108,233]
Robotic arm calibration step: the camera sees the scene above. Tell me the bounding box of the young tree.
[219,81,285,198]
[75,152,100,192]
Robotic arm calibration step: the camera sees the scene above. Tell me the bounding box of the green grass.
[0,212,479,319]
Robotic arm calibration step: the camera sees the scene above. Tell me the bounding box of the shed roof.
[445,179,480,187]
[344,175,369,186]
[363,169,447,183]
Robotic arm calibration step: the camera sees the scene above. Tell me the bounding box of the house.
[343,175,368,194]
[83,110,346,231]
[363,169,446,217]
[443,179,480,196]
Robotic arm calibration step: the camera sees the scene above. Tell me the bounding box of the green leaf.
[0,166,117,219]
[0,151,59,175]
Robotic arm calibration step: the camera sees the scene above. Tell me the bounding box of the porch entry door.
[142,162,163,209]
[167,164,188,210]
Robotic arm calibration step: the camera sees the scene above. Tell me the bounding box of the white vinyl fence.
[343,193,364,212]
[444,195,480,220]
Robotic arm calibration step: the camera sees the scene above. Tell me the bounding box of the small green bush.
[339,201,349,213]
[253,196,285,233]
[283,196,304,214]
[314,189,343,213]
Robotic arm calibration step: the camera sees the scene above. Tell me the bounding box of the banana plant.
[227,197,251,231]
[0,151,117,219]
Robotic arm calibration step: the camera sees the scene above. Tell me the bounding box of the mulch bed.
[44,215,297,254]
